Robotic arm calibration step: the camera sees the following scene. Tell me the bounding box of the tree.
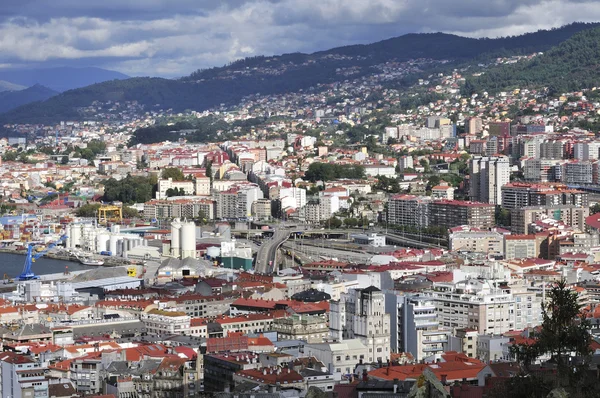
[60,155,69,165]
[344,218,358,227]
[122,206,140,218]
[495,207,511,226]
[197,209,209,225]
[323,217,342,229]
[205,160,213,183]
[76,203,101,217]
[591,203,600,215]
[503,280,593,397]
[2,151,18,161]
[161,168,185,181]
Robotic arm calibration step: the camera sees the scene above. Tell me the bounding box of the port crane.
[17,235,68,281]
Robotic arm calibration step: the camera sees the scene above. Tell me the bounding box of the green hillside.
[2,23,599,124]
[464,26,600,94]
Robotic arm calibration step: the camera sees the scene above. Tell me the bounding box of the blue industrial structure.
[18,235,68,281]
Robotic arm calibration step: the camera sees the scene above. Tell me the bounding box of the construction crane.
[18,235,68,281]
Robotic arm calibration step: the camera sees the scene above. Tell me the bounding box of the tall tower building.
[469,155,510,205]
[330,286,390,363]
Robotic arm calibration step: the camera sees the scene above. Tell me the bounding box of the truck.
[100,251,113,256]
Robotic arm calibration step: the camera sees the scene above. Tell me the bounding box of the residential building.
[270,314,329,344]
[430,200,495,230]
[141,310,191,335]
[252,198,272,220]
[305,339,368,375]
[387,194,431,227]
[469,155,510,205]
[329,286,390,363]
[203,352,260,392]
[386,294,450,362]
[504,235,537,260]
[501,182,589,210]
[510,205,589,234]
[0,352,49,398]
[449,230,504,256]
[424,279,516,335]
[156,178,195,199]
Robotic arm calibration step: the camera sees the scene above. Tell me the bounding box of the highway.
[254,228,290,274]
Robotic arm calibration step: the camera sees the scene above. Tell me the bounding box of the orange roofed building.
[369,351,485,385]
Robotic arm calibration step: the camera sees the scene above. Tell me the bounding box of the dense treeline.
[464,26,600,95]
[304,163,366,182]
[1,24,597,124]
[102,175,156,204]
[129,115,265,145]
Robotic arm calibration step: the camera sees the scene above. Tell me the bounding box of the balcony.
[423,338,448,344]
[423,346,444,352]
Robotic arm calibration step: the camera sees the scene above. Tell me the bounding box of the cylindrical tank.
[70,225,81,248]
[96,234,110,253]
[111,225,120,234]
[206,246,220,259]
[109,236,118,255]
[171,219,182,257]
[180,222,196,259]
[117,240,124,256]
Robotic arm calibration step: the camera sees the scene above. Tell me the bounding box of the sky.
[1,0,600,77]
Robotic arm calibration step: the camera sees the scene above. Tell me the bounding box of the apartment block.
[510,205,589,234]
[469,155,510,205]
[329,286,390,363]
[504,235,537,260]
[385,294,450,362]
[423,280,516,335]
[387,194,431,227]
[270,314,329,343]
[501,182,589,210]
[430,200,495,230]
[449,230,504,256]
[0,353,49,398]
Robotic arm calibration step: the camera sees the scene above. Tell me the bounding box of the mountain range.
[1,22,600,124]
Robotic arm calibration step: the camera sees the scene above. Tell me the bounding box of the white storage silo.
[96,233,110,253]
[70,224,82,248]
[170,219,182,258]
[109,236,119,255]
[180,222,196,259]
[111,225,120,234]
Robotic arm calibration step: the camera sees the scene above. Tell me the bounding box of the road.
[254,229,290,274]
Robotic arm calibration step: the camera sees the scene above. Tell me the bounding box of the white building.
[305,339,368,376]
[385,293,450,362]
[156,178,195,199]
[469,156,510,205]
[279,187,307,209]
[329,286,390,363]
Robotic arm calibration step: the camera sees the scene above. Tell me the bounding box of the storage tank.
[170,219,182,258]
[96,234,110,253]
[180,222,197,259]
[206,246,221,259]
[109,236,119,256]
[70,224,82,248]
[111,224,120,234]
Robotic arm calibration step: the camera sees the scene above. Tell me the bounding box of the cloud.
[0,0,597,77]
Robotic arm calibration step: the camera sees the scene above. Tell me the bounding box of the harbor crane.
[17,235,68,281]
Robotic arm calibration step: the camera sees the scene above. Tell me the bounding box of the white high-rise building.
[330,286,390,363]
[469,155,510,205]
[385,293,450,362]
[279,187,307,209]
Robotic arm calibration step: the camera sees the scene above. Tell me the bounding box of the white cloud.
[0,0,596,76]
